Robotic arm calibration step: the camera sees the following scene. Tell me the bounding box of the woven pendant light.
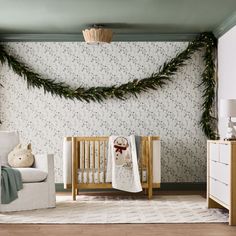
[82,26,113,44]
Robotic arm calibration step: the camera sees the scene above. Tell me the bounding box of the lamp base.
[225,117,236,140]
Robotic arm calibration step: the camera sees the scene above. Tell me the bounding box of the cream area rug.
[0,195,228,224]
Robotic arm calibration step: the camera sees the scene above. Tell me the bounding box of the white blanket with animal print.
[106,135,142,192]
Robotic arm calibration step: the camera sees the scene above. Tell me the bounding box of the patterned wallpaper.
[0,42,206,183]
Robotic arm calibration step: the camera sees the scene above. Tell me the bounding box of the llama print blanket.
[106,135,142,192]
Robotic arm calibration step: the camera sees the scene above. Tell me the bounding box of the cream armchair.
[0,131,56,212]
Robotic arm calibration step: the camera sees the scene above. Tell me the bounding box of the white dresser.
[207,140,236,225]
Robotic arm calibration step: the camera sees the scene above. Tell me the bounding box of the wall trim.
[0,33,199,42]
[55,182,206,192]
[214,10,236,38]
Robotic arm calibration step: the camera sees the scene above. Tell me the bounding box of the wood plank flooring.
[0,224,236,236]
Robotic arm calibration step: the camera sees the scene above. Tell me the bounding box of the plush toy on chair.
[8,144,34,168]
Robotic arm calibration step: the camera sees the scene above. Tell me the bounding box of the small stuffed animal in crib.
[8,143,35,168]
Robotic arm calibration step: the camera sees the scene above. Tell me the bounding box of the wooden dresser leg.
[229,145,236,226]
[208,198,224,209]
[229,187,236,226]
[229,211,236,226]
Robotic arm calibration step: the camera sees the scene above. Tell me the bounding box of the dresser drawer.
[219,144,230,164]
[209,143,219,161]
[210,177,229,206]
[209,160,229,184]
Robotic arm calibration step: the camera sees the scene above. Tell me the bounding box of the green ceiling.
[0,0,236,41]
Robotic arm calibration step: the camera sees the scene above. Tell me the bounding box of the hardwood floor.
[1,191,235,236]
[0,224,236,236]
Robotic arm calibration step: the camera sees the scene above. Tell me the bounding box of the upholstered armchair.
[0,131,56,212]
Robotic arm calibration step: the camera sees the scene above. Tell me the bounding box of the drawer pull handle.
[211,177,228,186]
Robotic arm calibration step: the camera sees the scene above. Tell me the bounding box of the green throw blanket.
[1,166,23,204]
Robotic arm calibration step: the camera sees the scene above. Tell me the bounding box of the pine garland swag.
[0,32,218,139]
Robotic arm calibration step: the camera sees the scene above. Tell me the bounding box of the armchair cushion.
[13,168,48,183]
[0,131,19,166]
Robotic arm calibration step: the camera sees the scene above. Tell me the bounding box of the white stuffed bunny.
[8,143,35,168]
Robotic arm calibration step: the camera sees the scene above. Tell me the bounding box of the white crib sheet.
[77,169,147,184]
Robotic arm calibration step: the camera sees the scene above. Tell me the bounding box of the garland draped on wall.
[0,32,218,139]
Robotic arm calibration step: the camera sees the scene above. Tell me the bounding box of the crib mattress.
[77,168,147,184]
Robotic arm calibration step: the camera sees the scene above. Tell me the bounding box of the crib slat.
[98,141,100,183]
[81,141,85,183]
[92,140,95,183]
[142,139,146,183]
[103,141,106,183]
[77,141,80,169]
[77,141,80,195]
[87,141,90,183]
[145,140,149,184]
[140,140,143,183]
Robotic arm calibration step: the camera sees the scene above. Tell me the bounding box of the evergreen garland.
[0,32,218,139]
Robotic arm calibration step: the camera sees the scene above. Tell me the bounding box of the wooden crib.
[63,136,160,200]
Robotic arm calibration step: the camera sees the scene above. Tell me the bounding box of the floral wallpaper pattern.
[0,42,206,183]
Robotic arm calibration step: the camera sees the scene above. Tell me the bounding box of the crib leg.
[148,187,153,199]
[72,187,76,201]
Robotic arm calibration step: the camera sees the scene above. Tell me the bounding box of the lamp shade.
[220,99,236,117]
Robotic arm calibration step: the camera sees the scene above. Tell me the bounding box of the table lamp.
[220,99,236,140]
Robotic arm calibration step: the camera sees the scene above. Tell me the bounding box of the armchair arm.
[33,154,55,207]
[33,154,55,184]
